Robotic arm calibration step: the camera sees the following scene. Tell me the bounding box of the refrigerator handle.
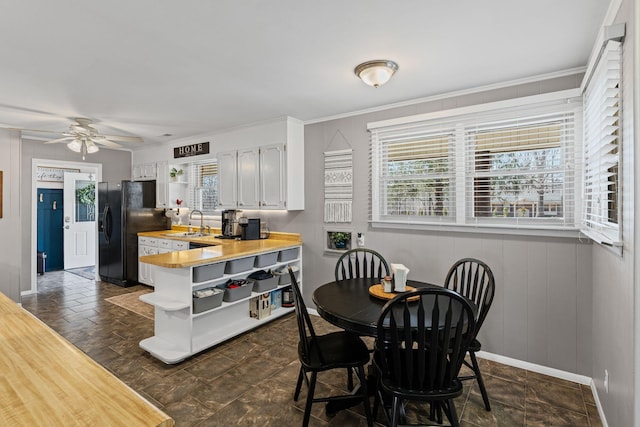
[104,205,112,244]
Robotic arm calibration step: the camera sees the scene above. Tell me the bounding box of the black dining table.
[313,277,442,337]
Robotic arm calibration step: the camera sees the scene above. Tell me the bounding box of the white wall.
[0,129,22,302]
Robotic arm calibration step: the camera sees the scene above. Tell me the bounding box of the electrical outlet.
[604,369,609,393]
[357,232,365,247]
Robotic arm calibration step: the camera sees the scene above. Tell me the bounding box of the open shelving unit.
[139,246,301,364]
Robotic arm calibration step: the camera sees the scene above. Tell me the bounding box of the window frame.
[187,159,219,213]
[368,90,583,237]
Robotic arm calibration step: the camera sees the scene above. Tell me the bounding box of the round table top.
[312,277,440,337]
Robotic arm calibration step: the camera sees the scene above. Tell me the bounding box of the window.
[187,160,218,212]
[369,93,581,232]
[371,123,455,222]
[581,40,622,245]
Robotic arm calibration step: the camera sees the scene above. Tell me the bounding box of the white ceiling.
[0,0,609,149]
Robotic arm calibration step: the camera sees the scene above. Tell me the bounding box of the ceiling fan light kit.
[36,118,144,160]
[354,59,399,87]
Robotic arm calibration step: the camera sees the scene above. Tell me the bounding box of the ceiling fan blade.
[99,134,144,143]
[91,137,123,149]
[44,136,74,144]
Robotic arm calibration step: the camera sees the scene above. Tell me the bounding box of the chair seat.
[299,331,370,371]
[469,338,481,352]
[380,377,464,402]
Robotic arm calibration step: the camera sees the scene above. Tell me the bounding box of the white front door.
[63,172,96,269]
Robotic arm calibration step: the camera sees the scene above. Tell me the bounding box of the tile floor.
[22,270,603,427]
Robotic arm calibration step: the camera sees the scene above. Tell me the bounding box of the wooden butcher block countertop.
[138,229,302,269]
[0,292,174,427]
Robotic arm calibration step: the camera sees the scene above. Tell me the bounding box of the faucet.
[189,210,205,235]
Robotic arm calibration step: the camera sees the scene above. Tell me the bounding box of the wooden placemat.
[369,284,418,302]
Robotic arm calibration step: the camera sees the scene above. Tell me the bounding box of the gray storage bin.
[193,288,224,313]
[217,281,253,302]
[272,265,299,285]
[254,252,278,268]
[193,262,225,283]
[278,247,299,262]
[252,275,278,292]
[224,256,256,274]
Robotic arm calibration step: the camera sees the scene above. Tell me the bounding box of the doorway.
[36,189,64,271]
[29,159,102,295]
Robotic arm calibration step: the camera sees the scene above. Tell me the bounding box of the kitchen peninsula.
[138,230,302,364]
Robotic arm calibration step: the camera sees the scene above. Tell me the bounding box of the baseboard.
[476,351,591,385]
[590,380,609,427]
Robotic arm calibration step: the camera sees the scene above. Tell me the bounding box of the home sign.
[173,142,210,158]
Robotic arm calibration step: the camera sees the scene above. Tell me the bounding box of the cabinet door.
[132,164,144,180]
[156,161,169,208]
[260,144,286,209]
[143,163,157,179]
[237,148,260,209]
[217,151,238,208]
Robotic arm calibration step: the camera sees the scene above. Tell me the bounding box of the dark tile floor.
[22,270,603,427]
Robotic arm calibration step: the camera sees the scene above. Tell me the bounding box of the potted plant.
[169,167,183,181]
[330,231,351,250]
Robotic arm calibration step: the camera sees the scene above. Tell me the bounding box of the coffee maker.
[220,210,241,238]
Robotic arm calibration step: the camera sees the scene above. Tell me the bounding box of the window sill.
[370,220,584,240]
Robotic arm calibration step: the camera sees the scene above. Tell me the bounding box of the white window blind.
[464,110,576,227]
[581,40,622,245]
[369,94,581,232]
[187,160,218,212]
[370,122,456,223]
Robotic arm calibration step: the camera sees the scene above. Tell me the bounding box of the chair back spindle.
[335,248,390,281]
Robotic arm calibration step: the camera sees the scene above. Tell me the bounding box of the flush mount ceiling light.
[354,60,399,88]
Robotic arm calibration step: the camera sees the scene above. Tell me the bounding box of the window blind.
[369,94,581,231]
[581,40,622,245]
[370,121,456,223]
[464,110,576,227]
[187,160,218,212]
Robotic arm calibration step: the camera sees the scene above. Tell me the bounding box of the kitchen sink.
[163,232,211,237]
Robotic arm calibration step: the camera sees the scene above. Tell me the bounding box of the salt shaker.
[383,276,393,293]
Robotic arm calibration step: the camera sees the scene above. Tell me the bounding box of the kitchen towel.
[324,148,353,223]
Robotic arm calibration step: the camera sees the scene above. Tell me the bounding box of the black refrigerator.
[98,181,170,287]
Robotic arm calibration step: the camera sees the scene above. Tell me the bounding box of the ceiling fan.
[39,118,143,159]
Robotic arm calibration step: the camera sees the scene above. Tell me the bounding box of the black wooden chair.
[334,247,390,388]
[372,287,476,427]
[334,248,390,282]
[444,258,496,411]
[288,267,373,427]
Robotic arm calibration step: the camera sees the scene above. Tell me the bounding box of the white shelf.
[139,337,191,364]
[191,281,300,318]
[191,258,301,287]
[192,307,294,353]
[139,293,190,311]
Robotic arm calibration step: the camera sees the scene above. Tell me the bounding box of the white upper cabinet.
[260,144,286,209]
[237,148,260,209]
[217,151,239,209]
[218,144,289,210]
[216,117,304,211]
[133,162,157,180]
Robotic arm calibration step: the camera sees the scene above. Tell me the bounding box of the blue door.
[37,189,64,271]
